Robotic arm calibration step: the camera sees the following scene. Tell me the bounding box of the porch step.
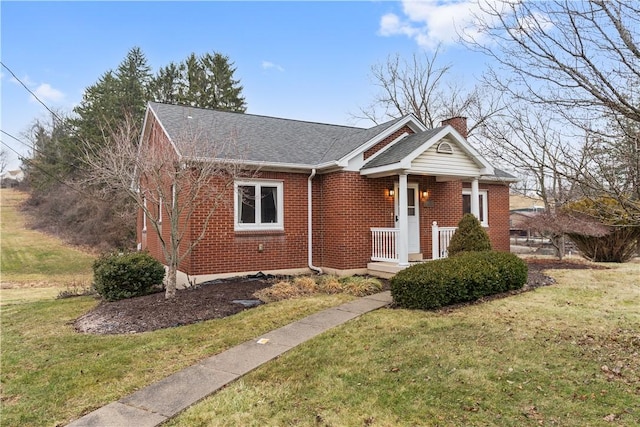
[367,262,408,279]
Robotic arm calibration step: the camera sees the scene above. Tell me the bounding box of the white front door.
[395,182,420,253]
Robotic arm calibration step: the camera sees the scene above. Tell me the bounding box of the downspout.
[308,169,323,274]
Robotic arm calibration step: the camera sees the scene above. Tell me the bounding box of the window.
[235,180,283,230]
[462,189,488,227]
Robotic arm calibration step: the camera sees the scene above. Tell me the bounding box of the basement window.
[235,180,284,231]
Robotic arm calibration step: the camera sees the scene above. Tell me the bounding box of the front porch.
[367,222,457,278]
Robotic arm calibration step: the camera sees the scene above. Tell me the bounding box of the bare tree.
[0,147,7,174]
[480,104,578,209]
[85,116,248,299]
[464,0,640,221]
[465,0,640,125]
[354,47,503,138]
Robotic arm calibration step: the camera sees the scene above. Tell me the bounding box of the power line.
[0,137,107,200]
[1,126,85,176]
[0,138,27,161]
[1,61,65,123]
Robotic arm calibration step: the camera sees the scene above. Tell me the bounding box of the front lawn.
[167,261,640,426]
[0,294,354,426]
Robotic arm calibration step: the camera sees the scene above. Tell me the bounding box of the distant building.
[509,194,545,238]
[0,169,25,188]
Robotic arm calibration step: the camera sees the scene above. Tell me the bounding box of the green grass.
[0,189,95,289]
[0,293,354,426]
[2,187,639,426]
[167,262,640,427]
[0,188,356,426]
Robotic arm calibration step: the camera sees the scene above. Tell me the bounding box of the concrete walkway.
[67,291,393,427]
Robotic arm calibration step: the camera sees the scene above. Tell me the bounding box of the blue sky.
[1,1,491,169]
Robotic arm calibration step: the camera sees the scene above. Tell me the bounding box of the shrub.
[254,274,384,302]
[447,213,492,257]
[563,197,640,263]
[253,281,302,302]
[93,251,165,301]
[339,276,383,296]
[316,275,343,294]
[292,276,318,294]
[391,251,527,310]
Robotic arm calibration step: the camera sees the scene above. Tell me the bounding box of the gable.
[407,136,481,177]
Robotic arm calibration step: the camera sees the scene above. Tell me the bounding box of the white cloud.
[10,74,35,86]
[378,0,503,50]
[31,83,65,103]
[262,60,285,72]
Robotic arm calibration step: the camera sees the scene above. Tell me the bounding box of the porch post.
[471,178,480,219]
[398,173,409,266]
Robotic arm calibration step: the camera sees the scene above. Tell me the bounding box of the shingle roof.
[482,168,519,182]
[361,127,444,169]
[148,102,400,165]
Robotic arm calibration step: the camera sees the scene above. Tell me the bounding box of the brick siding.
[363,125,415,160]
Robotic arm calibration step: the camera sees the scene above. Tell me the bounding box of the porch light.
[388,188,395,197]
[421,189,430,201]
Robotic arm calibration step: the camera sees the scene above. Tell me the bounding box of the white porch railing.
[432,221,457,259]
[371,227,399,262]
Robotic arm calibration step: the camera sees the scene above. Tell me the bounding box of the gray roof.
[482,168,519,182]
[361,127,444,169]
[148,102,402,166]
[492,168,517,179]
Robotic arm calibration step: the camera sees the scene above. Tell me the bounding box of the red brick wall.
[460,182,511,252]
[315,172,395,269]
[363,125,414,160]
[484,184,511,252]
[186,171,310,275]
[137,114,175,264]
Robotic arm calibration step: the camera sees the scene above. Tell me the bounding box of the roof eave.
[479,174,520,183]
[337,115,427,166]
[360,162,406,178]
[181,156,340,173]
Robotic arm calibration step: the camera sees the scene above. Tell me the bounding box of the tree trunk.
[165,263,177,299]
[551,234,564,261]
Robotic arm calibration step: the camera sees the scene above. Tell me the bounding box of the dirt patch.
[74,258,605,335]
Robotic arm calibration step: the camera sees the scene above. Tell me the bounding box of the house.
[137,102,517,284]
[0,169,25,188]
[509,194,545,240]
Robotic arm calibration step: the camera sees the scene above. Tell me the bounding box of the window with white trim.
[235,180,284,231]
[462,189,488,227]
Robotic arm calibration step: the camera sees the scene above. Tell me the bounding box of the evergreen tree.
[150,51,246,112]
[72,47,152,156]
[150,61,184,105]
[24,114,77,190]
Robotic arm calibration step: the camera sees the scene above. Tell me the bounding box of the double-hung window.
[235,180,283,231]
[462,189,488,227]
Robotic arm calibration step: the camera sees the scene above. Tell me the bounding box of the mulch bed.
[74,258,606,335]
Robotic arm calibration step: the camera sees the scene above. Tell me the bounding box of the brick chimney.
[441,117,468,139]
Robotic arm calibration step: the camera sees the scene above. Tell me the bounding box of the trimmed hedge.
[93,251,165,301]
[391,251,528,310]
